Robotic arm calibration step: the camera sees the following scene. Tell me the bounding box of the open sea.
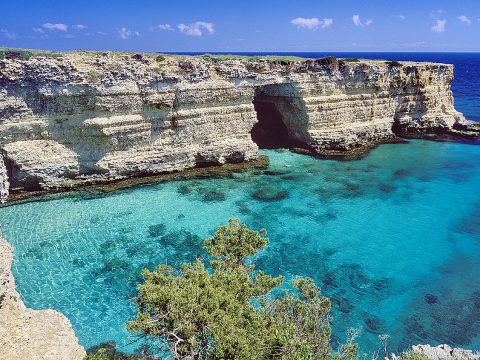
[0,53,479,356]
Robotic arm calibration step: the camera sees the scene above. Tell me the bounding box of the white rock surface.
[0,52,477,200]
[0,155,8,203]
[406,344,480,360]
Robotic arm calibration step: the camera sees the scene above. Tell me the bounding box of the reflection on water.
[1,139,480,355]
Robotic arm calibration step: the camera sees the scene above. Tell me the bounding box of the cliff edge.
[0,232,85,359]
[1,50,479,202]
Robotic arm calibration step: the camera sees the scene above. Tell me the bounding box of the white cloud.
[151,24,174,31]
[291,17,318,29]
[392,15,406,20]
[291,17,333,29]
[458,15,471,25]
[352,15,372,27]
[0,29,17,40]
[42,23,68,31]
[72,24,88,30]
[431,19,447,32]
[321,18,333,28]
[177,21,214,36]
[33,27,45,33]
[117,27,140,39]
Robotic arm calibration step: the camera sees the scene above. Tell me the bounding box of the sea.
[0,52,479,356]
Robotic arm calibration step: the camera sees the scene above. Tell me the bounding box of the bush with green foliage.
[385,60,402,67]
[0,48,63,60]
[342,58,360,63]
[401,351,429,360]
[126,219,359,359]
[156,55,166,62]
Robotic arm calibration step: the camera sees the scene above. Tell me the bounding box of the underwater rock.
[364,316,385,334]
[251,186,288,202]
[392,168,413,180]
[321,271,337,288]
[331,290,354,314]
[263,170,289,176]
[236,200,252,215]
[280,174,299,181]
[455,203,480,236]
[158,229,203,260]
[424,294,439,304]
[177,184,192,195]
[101,258,130,273]
[148,223,167,237]
[99,238,119,255]
[372,277,390,291]
[343,263,371,294]
[403,315,429,341]
[202,189,226,202]
[87,340,158,359]
[379,183,396,193]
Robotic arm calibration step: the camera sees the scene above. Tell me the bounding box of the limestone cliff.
[0,232,85,359]
[0,51,478,201]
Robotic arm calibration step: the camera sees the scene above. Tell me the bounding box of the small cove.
[1,139,479,355]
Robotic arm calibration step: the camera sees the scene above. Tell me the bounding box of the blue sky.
[1,0,480,52]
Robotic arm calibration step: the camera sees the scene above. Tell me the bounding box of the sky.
[1,0,480,52]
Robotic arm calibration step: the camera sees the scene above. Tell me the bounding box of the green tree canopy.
[126,219,359,359]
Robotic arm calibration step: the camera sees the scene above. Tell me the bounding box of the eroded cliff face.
[0,52,478,201]
[0,233,85,359]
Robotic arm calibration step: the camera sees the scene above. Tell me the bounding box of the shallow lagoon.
[1,139,480,354]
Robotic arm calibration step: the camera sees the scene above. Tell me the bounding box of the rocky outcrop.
[390,344,480,360]
[411,344,480,360]
[0,51,478,201]
[0,232,85,359]
[0,154,8,203]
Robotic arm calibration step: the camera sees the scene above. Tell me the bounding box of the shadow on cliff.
[251,83,312,150]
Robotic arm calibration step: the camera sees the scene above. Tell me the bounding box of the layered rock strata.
[0,232,85,359]
[0,52,478,201]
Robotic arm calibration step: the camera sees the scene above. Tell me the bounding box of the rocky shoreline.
[4,154,268,204]
[1,50,479,204]
[0,232,85,359]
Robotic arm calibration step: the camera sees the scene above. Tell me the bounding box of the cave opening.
[251,89,291,149]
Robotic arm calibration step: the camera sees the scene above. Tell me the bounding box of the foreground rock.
[0,51,478,201]
[0,232,85,359]
[410,344,480,360]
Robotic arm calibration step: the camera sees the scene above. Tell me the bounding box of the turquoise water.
[1,139,480,355]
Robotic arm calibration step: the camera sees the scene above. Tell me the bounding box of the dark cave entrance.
[251,93,290,149]
[250,84,310,150]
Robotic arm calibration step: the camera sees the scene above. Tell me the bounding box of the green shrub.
[343,58,360,62]
[127,219,359,359]
[155,55,166,62]
[84,348,108,360]
[386,60,402,67]
[0,49,62,61]
[402,351,429,360]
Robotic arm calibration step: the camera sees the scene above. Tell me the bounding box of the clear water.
[1,139,480,355]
